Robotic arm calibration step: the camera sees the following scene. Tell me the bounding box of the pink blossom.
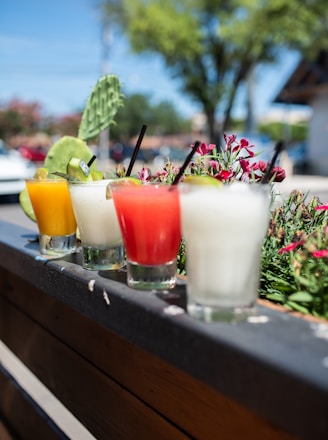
[223,133,237,149]
[258,161,286,182]
[240,159,260,180]
[156,170,168,179]
[272,166,286,182]
[196,142,216,156]
[217,169,233,181]
[312,250,328,258]
[278,241,305,254]
[138,167,151,182]
[315,205,328,211]
[209,160,219,170]
[232,138,255,157]
[258,161,267,173]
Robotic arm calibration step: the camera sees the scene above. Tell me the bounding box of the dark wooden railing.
[1,220,328,439]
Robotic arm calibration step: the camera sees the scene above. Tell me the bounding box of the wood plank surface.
[0,364,68,440]
[0,420,15,440]
[0,267,296,440]
[0,299,189,440]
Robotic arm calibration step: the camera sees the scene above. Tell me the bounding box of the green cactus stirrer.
[78,74,124,141]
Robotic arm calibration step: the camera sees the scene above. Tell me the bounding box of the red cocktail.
[110,183,181,290]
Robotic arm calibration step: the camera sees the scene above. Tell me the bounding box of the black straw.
[87,155,97,168]
[261,140,284,184]
[171,141,201,185]
[126,124,147,177]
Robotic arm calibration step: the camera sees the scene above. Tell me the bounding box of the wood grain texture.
[0,267,296,440]
[0,364,68,440]
[0,420,15,440]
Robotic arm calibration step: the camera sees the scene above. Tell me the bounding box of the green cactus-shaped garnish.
[78,74,124,141]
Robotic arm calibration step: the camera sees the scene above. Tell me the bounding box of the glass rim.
[25,177,68,183]
[109,181,176,191]
[178,181,270,192]
[67,178,115,186]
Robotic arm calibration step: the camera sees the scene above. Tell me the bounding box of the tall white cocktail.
[178,182,269,322]
[68,179,124,270]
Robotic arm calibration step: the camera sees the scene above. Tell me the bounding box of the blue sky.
[1,0,303,120]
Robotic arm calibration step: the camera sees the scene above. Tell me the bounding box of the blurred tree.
[0,99,43,141]
[101,0,328,143]
[258,121,308,143]
[111,93,152,142]
[151,101,190,135]
[54,113,82,137]
[110,93,190,142]
[0,94,189,145]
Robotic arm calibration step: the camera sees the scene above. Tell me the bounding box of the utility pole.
[98,18,111,167]
[245,65,256,134]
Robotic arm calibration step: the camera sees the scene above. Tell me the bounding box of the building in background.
[274,50,328,175]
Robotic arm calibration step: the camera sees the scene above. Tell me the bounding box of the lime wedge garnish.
[183,175,223,186]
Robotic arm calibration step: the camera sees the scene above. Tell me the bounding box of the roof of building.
[274,50,328,105]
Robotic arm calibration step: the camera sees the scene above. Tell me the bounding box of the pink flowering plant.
[115,133,328,319]
[260,190,328,318]
[123,133,286,276]
[115,133,288,278]
[134,133,286,185]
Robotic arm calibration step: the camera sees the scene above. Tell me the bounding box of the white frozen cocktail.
[178,181,270,322]
[68,179,124,270]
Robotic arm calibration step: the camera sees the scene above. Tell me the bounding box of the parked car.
[19,145,47,163]
[0,141,36,197]
[110,143,156,163]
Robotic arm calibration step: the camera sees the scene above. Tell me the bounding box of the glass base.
[187,302,256,323]
[82,245,125,270]
[127,260,177,290]
[39,233,76,256]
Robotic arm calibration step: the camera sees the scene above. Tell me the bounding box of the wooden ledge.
[1,220,328,438]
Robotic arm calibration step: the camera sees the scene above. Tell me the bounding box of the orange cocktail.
[110,183,181,290]
[26,178,77,256]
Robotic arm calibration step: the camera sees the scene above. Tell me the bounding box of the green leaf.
[286,301,310,314]
[271,282,294,293]
[266,292,285,301]
[296,276,317,288]
[288,291,314,302]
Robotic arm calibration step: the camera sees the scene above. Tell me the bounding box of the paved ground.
[276,174,328,203]
[0,200,38,231]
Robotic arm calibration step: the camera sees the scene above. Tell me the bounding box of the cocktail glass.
[68,179,124,270]
[178,182,270,322]
[25,178,77,256]
[109,183,181,290]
